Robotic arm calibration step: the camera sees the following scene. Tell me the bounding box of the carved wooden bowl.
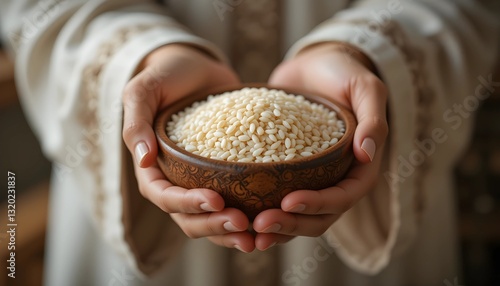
[154,84,356,220]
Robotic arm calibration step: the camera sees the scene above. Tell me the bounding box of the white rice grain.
[167,87,345,162]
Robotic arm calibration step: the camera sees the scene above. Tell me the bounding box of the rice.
[167,87,345,163]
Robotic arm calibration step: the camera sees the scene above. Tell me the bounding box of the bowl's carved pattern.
[158,148,353,219]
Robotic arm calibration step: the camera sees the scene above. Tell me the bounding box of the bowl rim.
[154,83,356,167]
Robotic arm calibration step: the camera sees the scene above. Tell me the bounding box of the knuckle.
[367,75,387,92]
[312,199,326,215]
[182,226,199,239]
[122,120,141,141]
[137,183,147,197]
[123,83,143,102]
[158,189,174,213]
[288,216,299,235]
[337,186,355,214]
[372,116,389,138]
[220,237,234,249]
[140,70,164,93]
[205,213,217,235]
[179,217,200,239]
[363,75,388,102]
[179,189,194,213]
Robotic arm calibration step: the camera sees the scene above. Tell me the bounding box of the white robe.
[1,0,499,285]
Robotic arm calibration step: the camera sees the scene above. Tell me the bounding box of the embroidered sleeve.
[284,0,499,274]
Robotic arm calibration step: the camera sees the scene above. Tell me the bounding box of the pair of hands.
[122,43,388,253]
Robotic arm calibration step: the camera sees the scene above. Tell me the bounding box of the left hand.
[122,44,255,252]
[252,42,389,250]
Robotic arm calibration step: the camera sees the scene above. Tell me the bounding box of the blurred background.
[0,43,499,286]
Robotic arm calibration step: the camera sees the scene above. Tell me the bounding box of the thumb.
[122,69,160,168]
[122,65,205,168]
[350,76,389,163]
[122,58,239,168]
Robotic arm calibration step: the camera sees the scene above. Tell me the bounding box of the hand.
[253,43,389,250]
[122,44,255,252]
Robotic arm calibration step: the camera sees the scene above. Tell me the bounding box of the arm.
[258,0,500,274]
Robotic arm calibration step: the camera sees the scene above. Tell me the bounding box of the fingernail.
[135,141,149,166]
[361,137,376,162]
[234,245,249,253]
[200,202,217,212]
[262,223,281,233]
[223,221,240,232]
[287,204,306,213]
[262,242,277,251]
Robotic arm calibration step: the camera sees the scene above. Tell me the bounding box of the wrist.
[298,42,379,76]
[135,43,217,75]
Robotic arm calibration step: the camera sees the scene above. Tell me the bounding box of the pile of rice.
[167,87,345,163]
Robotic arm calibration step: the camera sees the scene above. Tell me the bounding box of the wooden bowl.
[154,84,356,219]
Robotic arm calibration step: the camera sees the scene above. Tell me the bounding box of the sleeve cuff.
[289,20,421,274]
[95,26,226,276]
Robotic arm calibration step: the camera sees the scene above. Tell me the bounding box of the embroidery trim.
[336,19,434,219]
[80,24,160,227]
[379,21,433,219]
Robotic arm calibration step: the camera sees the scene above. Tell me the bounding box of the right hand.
[122,44,255,252]
[252,42,388,250]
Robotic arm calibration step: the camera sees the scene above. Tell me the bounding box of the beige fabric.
[1,0,499,285]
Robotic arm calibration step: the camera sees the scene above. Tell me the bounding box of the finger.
[281,161,379,215]
[122,65,204,168]
[156,186,225,214]
[134,163,224,213]
[207,232,256,253]
[255,233,295,251]
[280,186,354,215]
[122,68,162,168]
[253,209,339,237]
[170,208,249,238]
[349,76,388,163]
